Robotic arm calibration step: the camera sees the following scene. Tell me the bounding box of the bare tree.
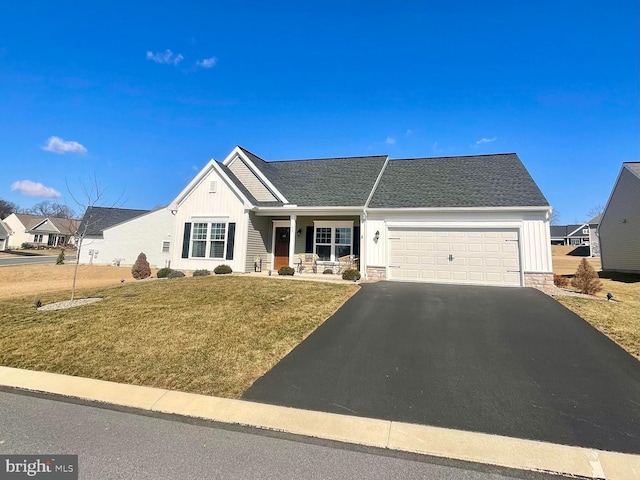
[66,176,123,301]
[550,209,561,225]
[0,199,19,219]
[586,204,604,221]
[26,200,77,219]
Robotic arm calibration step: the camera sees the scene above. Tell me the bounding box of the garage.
[387,227,521,286]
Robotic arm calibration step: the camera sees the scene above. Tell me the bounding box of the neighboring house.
[587,213,602,257]
[599,162,640,273]
[550,224,591,246]
[0,222,9,251]
[77,206,175,268]
[2,213,79,249]
[168,146,553,287]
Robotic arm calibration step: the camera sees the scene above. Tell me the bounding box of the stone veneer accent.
[524,273,554,290]
[366,266,387,280]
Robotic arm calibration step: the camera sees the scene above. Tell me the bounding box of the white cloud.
[406,129,414,135]
[196,57,217,68]
[475,137,497,145]
[11,180,61,198]
[385,136,396,145]
[42,136,87,154]
[146,49,184,66]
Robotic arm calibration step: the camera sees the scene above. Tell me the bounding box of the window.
[582,229,589,235]
[209,223,226,258]
[314,222,353,262]
[162,241,170,253]
[34,234,43,243]
[191,222,227,258]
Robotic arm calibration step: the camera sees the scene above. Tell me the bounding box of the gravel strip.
[37,298,103,311]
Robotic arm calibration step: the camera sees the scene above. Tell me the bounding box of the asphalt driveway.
[242,282,640,454]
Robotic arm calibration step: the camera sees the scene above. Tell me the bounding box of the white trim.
[222,147,289,204]
[289,215,296,268]
[364,156,390,208]
[368,206,551,213]
[313,220,354,263]
[566,223,589,237]
[254,206,364,216]
[188,221,229,260]
[385,220,524,228]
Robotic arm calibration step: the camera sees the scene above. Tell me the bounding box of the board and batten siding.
[78,209,176,268]
[245,212,271,272]
[365,210,552,280]
[227,157,278,202]
[599,167,640,273]
[171,165,248,272]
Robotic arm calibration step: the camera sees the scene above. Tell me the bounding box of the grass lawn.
[0,275,358,398]
[552,246,639,360]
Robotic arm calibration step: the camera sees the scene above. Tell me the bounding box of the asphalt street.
[0,390,565,480]
[0,255,75,266]
[243,282,640,454]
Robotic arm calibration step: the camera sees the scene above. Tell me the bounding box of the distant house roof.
[588,213,603,225]
[237,147,389,206]
[13,214,79,235]
[79,207,150,236]
[550,224,590,238]
[368,153,549,208]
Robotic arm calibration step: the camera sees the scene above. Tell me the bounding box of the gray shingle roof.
[624,162,640,178]
[79,207,150,236]
[238,147,388,206]
[368,153,549,208]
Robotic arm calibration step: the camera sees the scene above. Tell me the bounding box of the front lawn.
[0,276,358,398]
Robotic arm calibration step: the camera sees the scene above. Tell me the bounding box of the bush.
[193,269,211,277]
[571,258,602,295]
[131,252,151,279]
[214,265,233,275]
[167,270,185,279]
[342,269,361,281]
[21,242,33,249]
[156,267,173,278]
[323,268,333,275]
[278,265,295,276]
[55,249,65,265]
[553,274,569,288]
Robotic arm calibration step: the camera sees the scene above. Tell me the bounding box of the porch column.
[360,213,365,278]
[289,214,296,268]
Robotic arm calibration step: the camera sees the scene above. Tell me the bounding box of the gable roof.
[550,224,589,238]
[588,213,603,225]
[368,153,549,208]
[624,162,640,178]
[79,207,150,236]
[13,214,79,235]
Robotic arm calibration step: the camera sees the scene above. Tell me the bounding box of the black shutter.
[181,223,191,258]
[226,223,236,260]
[353,226,360,256]
[305,226,314,253]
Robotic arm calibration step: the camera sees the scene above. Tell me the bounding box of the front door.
[274,227,290,270]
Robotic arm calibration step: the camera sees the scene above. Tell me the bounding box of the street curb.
[0,366,638,480]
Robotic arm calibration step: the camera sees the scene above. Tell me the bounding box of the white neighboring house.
[168,146,553,287]
[599,162,640,273]
[78,206,176,268]
[0,222,9,251]
[2,213,79,249]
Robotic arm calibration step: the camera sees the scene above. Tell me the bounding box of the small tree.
[571,258,602,295]
[131,252,151,279]
[56,249,65,265]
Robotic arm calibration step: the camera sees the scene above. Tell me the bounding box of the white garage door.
[388,228,521,286]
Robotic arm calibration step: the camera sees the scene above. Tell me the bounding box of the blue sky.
[1,1,637,223]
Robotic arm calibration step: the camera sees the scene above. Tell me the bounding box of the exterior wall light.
[374,230,380,242]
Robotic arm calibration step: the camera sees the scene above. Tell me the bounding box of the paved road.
[0,255,75,266]
[0,391,562,480]
[243,282,640,454]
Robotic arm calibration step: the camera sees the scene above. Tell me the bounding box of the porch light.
[374,230,380,242]
[170,209,178,215]
[297,228,302,237]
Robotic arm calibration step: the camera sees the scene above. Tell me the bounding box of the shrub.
[167,270,185,279]
[55,249,65,265]
[156,267,174,278]
[214,265,233,275]
[131,252,151,279]
[21,242,33,249]
[553,274,569,288]
[193,269,211,277]
[342,269,361,281]
[278,265,295,276]
[323,268,334,275]
[571,258,602,295]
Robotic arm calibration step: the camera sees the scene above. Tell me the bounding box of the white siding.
[3,214,28,248]
[171,166,248,272]
[365,210,552,280]
[599,168,640,273]
[227,157,278,202]
[78,209,176,268]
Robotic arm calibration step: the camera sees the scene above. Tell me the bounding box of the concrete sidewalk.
[0,366,638,480]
